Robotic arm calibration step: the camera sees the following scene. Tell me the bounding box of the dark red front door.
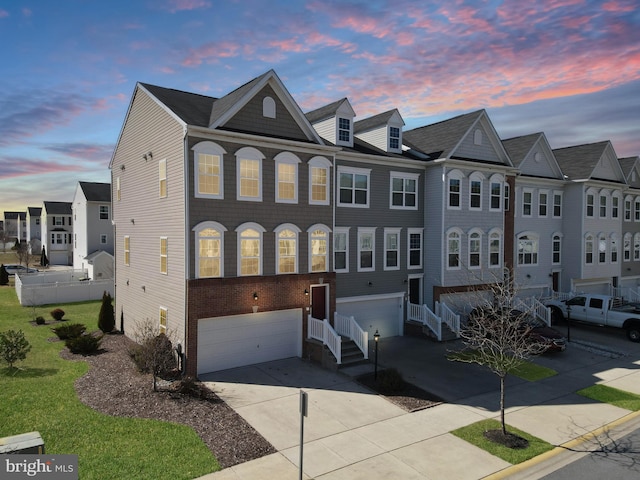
[311,286,326,320]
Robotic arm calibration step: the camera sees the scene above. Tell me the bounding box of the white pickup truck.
[546,294,640,342]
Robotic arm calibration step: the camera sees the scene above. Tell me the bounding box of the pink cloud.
[181,41,241,66]
[0,9,8,18]
[163,0,211,13]
[0,157,81,180]
[602,0,637,12]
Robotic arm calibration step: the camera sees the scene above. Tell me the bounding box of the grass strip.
[577,384,640,411]
[451,419,554,464]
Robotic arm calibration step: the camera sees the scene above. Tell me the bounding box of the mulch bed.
[59,333,276,468]
[484,429,529,449]
[356,371,445,412]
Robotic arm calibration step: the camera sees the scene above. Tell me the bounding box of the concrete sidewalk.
[198,334,640,479]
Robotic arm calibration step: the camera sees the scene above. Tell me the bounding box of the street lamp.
[373,330,380,380]
[566,304,571,343]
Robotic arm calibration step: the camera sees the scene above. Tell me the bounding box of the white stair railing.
[408,302,441,340]
[439,302,460,337]
[334,312,368,359]
[514,297,551,326]
[307,316,342,364]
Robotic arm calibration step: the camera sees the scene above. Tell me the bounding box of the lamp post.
[373,330,380,380]
[566,304,571,343]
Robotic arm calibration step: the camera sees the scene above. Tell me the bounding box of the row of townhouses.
[106,69,638,376]
[2,182,114,279]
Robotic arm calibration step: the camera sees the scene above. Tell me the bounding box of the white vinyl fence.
[15,270,114,306]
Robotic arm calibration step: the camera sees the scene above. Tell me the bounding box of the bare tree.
[450,276,547,439]
[14,242,29,266]
[128,319,178,391]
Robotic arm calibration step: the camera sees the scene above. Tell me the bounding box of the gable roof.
[43,201,72,215]
[553,141,625,183]
[27,207,42,216]
[140,83,214,127]
[354,109,404,133]
[4,211,23,220]
[79,182,111,202]
[502,132,564,179]
[305,98,350,124]
[618,156,639,179]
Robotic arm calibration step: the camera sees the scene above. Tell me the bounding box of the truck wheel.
[627,325,640,343]
[551,307,565,325]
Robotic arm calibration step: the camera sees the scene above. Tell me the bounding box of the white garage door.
[197,308,302,375]
[337,294,403,338]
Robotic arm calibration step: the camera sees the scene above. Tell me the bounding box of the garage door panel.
[337,297,402,338]
[197,309,301,375]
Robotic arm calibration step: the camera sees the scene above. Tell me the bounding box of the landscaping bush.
[52,323,86,340]
[0,329,32,369]
[129,329,177,391]
[0,264,8,286]
[35,316,46,325]
[98,291,115,333]
[65,333,103,355]
[50,308,66,321]
[376,368,405,394]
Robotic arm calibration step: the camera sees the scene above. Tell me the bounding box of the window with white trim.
[159,307,167,334]
[160,237,168,274]
[276,225,299,274]
[100,234,107,244]
[390,172,418,209]
[358,227,375,272]
[338,117,351,143]
[473,129,482,145]
[586,193,594,217]
[237,223,265,276]
[468,229,481,269]
[408,228,423,269]
[334,228,349,272]
[236,147,264,201]
[585,234,594,264]
[159,159,167,198]
[634,233,640,261]
[553,192,562,217]
[522,189,533,217]
[612,195,619,218]
[504,183,510,211]
[624,196,632,221]
[624,233,632,261]
[194,222,226,278]
[338,166,370,207]
[99,205,109,220]
[447,170,463,209]
[116,177,121,201]
[263,96,276,118]
[309,156,330,205]
[194,141,225,199]
[635,197,640,221]
[309,225,329,272]
[599,194,607,218]
[54,216,64,226]
[490,175,502,211]
[611,234,618,263]
[489,229,502,268]
[598,234,607,263]
[275,152,300,203]
[469,173,482,210]
[389,126,400,150]
[538,191,548,217]
[517,233,538,265]
[447,229,461,269]
[124,236,130,266]
[384,228,400,270]
[552,234,562,264]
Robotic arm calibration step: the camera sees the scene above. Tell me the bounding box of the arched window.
[610,233,618,263]
[236,147,264,201]
[193,141,226,199]
[447,229,462,269]
[193,221,227,278]
[598,233,607,263]
[263,96,276,118]
[309,224,330,272]
[489,228,502,268]
[309,156,331,205]
[624,233,632,261]
[552,233,562,265]
[473,129,483,145]
[236,222,265,276]
[274,152,301,203]
[468,229,482,268]
[585,234,594,264]
[634,233,640,261]
[275,224,300,274]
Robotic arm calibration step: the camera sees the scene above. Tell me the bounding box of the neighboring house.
[71,181,114,279]
[26,207,42,254]
[41,201,73,266]
[618,155,640,298]
[306,101,426,338]
[3,211,23,243]
[111,70,338,377]
[17,212,27,243]
[403,110,515,310]
[503,133,566,296]
[553,141,626,294]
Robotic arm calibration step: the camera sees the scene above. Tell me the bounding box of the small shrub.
[50,308,66,321]
[98,291,115,333]
[376,368,405,394]
[35,316,46,325]
[52,323,86,340]
[65,333,103,355]
[176,376,207,398]
[0,329,32,369]
[0,265,8,286]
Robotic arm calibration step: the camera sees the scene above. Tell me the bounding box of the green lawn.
[452,419,554,464]
[510,361,557,381]
[577,384,640,411]
[0,286,219,479]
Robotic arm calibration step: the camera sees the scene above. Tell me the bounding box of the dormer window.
[338,118,351,143]
[389,126,400,150]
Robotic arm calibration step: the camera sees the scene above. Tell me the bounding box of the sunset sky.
[1,0,639,214]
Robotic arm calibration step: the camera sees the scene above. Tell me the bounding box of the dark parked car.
[4,264,39,276]
[468,307,566,353]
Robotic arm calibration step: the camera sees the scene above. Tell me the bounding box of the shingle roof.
[208,71,270,127]
[502,133,543,168]
[140,83,216,127]
[4,211,23,220]
[354,110,400,133]
[43,201,72,215]
[552,141,611,180]
[403,110,484,159]
[79,182,111,202]
[27,207,42,216]
[305,98,348,124]
[618,156,639,179]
